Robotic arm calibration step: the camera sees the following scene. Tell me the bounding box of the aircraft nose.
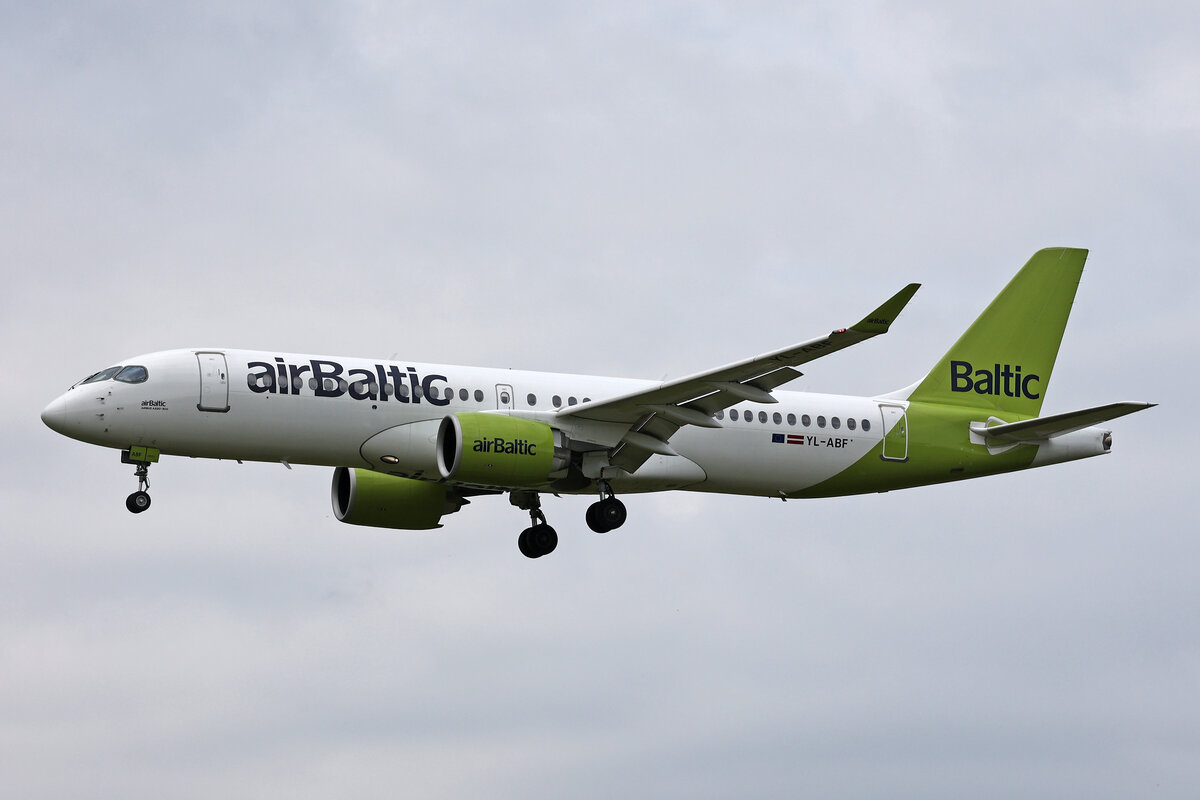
[41,393,74,435]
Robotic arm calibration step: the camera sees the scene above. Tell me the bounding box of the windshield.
[78,366,123,385]
[114,365,148,384]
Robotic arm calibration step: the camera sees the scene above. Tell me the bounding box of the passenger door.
[197,352,230,412]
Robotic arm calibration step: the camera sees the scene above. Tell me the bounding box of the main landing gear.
[511,491,557,559]
[510,482,628,558]
[586,481,627,534]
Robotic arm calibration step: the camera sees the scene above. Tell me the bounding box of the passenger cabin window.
[861,418,871,432]
[474,389,484,402]
[847,418,856,431]
[527,393,537,406]
[817,416,826,428]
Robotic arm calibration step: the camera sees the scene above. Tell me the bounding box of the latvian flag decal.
[771,433,804,445]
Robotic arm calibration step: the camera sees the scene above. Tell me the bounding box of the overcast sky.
[2,3,1196,798]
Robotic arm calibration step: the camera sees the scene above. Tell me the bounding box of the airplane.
[41,248,1153,558]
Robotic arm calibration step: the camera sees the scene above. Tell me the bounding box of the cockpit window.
[114,365,148,384]
[78,366,123,385]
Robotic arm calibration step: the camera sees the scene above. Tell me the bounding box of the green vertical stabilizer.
[906,247,1087,417]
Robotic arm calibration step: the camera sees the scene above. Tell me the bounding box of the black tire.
[531,523,558,556]
[598,497,626,530]
[586,502,612,534]
[518,528,539,559]
[126,491,151,514]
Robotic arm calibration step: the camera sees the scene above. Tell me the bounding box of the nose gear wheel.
[124,455,153,514]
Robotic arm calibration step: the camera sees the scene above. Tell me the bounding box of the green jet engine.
[331,466,462,530]
[437,412,569,488]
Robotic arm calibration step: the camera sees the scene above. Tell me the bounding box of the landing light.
[381,455,400,464]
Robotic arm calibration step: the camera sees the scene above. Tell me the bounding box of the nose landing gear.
[121,447,159,514]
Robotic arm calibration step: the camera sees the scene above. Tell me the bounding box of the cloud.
[3,3,1196,798]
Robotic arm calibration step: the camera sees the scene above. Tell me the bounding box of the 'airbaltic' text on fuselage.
[950,360,1040,399]
[246,358,449,405]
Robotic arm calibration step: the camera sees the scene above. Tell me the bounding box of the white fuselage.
[41,348,890,498]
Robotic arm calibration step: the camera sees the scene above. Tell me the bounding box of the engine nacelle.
[331,466,460,530]
[359,419,442,478]
[437,413,568,487]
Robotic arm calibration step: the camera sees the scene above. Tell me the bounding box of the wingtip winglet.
[850,282,921,335]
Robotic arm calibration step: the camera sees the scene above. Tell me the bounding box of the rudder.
[905,247,1087,417]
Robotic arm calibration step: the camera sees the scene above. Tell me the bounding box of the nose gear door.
[197,352,230,412]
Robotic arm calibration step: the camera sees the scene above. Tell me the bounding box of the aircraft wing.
[559,283,920,471]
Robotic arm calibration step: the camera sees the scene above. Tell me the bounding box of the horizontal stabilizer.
[976,402,1155,443]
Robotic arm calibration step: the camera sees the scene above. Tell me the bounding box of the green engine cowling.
[331,466,461,530]
[437,412,568,487]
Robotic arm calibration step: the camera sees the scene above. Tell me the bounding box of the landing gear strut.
[511,491,557,559]
[586,480,626,534]
[125,461,152,514]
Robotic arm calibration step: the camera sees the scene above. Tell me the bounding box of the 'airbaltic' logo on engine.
[950,360,1040,399]
[472,437,538,456]
[246,357,450,406]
